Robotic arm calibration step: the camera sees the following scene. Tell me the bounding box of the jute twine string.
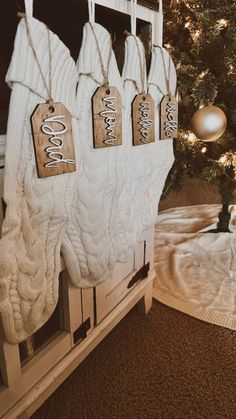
[18,12,54,109]
[153,44,178,98]
[88,22,113,88]
[160,46,171,97]
[133,35,146,95]
[123,31,146,95]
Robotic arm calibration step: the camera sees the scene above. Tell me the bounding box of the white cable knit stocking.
[118,0,176,245]
[0,17,78,343]
[120,34,153,253]
[143,46,177,234]
[61,22,126,287]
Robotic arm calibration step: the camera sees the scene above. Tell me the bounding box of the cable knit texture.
[154,205,236,330]
[120,35,168,256]
[61,22,126,286]
[119,35,149,254]
[0,18,78,343]
[144,46,176,235]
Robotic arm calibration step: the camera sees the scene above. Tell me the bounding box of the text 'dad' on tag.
[31,102,76,178]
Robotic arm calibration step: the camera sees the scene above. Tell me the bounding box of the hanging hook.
[130,0,137,36]
[88,0,95,24]
[159,0,163,13]
[157,0,163,46]
[24,0,33,17]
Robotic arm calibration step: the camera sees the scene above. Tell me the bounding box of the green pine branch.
[162,0,236,203]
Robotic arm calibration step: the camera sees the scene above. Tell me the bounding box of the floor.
[32,300,236,419]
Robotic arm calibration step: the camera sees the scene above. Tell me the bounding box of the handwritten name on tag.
[160,95,178,140]
[132,94,155,146]
[31,102,76,178]
[92,86,122,148]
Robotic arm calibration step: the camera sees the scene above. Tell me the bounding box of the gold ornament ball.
[191,106,227,142]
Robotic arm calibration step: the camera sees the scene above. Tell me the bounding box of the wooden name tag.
[92,85,122,148]
[31,102,76,178]
[160,95,178,140]
[132,93,155,146]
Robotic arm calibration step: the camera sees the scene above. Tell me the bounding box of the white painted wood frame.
[0,0,160,416]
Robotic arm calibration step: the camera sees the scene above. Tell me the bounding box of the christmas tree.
[162,0,236,230]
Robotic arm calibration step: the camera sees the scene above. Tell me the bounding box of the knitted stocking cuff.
[0,18,78,343]
[62,22,126,286]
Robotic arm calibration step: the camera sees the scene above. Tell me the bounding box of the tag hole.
[106,89,110,95]
[142,96,146,101]
[49,105,55,113]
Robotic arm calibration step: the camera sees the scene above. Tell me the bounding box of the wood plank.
[144,228,155,270]
[96,271,135,324]
[0,340,21,387]
[138,0,158,10]
[134,241,145,271]
[60,271,83,335]
[95,258,135,324]
[137,275,153,314]
[96,231,154,324]
[97,257,135,296]
[0,167,4,227]
[82,289,95,330]
[0,333,71,417]
[87,0,157,19]
[2,272,155,419]
[85,0,159,44]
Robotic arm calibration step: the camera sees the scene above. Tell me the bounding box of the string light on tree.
[187,132,197,144]
[162,0,236,232]
[191,105,227,142]
[218,152,235,168]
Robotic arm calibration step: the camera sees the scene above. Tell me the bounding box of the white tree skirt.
[153,204,236,330]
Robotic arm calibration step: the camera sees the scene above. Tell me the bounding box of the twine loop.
[89,22,112,88]
[18,12,54,105]
[132,35,146,95]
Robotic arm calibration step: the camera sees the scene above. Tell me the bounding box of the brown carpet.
[32,300,236,419]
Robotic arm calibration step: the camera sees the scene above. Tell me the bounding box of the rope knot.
[123,30,132,37]
[46,98,54,113]
[17,12,26,19]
